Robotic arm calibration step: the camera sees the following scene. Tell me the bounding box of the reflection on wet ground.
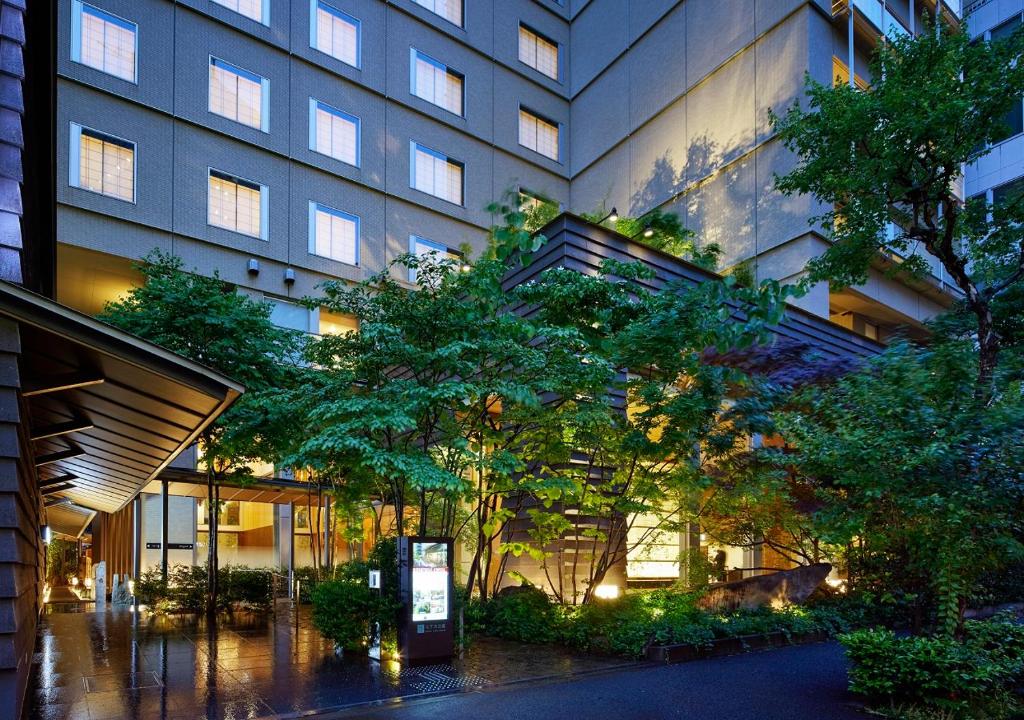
[25,602,634,719]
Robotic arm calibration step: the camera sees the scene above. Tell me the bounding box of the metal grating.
[383,664,489,693]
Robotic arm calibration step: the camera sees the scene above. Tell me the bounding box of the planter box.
[646,629,829,664]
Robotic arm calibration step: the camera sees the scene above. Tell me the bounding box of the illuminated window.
[212,0,269,24]
[309,202,359,265]
[411,49,464,116]
[412,0,462,27]
[519,107,559,161]
[409,235,459,282]
[69,124,135,202]
[71,1,136,82]
[318,309,358,335]
[310,1,360,68]
[519,24,558,80]
[309,99,359,166]
[208,169,267,239]
[209,57,269,132]
[410,142,463,205]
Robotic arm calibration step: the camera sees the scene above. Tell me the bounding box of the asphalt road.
[325,642,866,720]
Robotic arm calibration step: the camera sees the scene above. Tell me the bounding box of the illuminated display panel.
[411,542,448,622]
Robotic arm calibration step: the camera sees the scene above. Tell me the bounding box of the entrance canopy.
[142,470,320,506]
[0,281,243,514]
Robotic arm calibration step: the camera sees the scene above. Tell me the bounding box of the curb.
[645,629,831,664]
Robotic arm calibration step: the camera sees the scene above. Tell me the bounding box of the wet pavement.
[24,601,635,720]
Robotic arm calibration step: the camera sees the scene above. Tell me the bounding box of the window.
[832,56,869,90]
[310,1,360,68]
[309,99,360,166]
[309,202,359,265]
[208,169,268,239]
[267,298,312,333]
[212,0,269,25]
[71,1,137,82]
[990,16,1024,144]
[209,57,269,132]
[993,176,1024,207]
[411,0,462,27]
[69,124,135,202]
[410,142,463,205]
[409,235,459,282]
[519,24,558,80]
[519,107,559,160]
[411,50,464,116]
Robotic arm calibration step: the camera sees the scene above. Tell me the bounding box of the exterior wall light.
[597,207,618,225]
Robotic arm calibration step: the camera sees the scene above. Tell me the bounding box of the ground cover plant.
[134,564,274,613]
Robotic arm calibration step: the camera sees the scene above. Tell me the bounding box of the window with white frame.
[519,107,559,160]
[310,1,360,68]
[409,235,459,282]
[309,99,360,166]
[411,0,462,27]
[69,124,135,202]
[410,49,464,116]
[212,0,269,25]
[519,24,558,80]
[208,169,267,239]
[410,142,463,205]
[309,202,359,265]
[71,1,137,82]
[209,57,269,132]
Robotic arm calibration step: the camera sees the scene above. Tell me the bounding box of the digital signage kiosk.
[397,536,454,663]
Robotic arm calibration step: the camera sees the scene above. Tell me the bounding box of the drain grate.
[383,664,489,693]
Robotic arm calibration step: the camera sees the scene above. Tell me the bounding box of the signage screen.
[411,541,449,622]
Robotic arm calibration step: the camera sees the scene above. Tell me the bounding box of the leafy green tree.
[508,256,795,603]
[773,341,1024,635]
[99,250,304,614]
[771,20,1024,398]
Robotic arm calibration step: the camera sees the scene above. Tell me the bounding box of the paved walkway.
[24,603,631,720]
[324,642,866,720]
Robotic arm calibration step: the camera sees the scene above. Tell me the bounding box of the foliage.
[309,538,402,652]
[45,538,80,585]
[771,342,1024,634]
[134,564,273,613]
[771,20,1024,396]
[98,250,305,614]
[840,618,1024,717]
[472,587,858,659]
[581,208,721,270]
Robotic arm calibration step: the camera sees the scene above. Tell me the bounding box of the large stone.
[696,563,832,612]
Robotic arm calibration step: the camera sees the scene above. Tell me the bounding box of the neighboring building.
[55,0,962,342]
[965,0,1024,207]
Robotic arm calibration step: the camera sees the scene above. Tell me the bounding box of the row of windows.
[986,14,1023,145]
[72,1,561,84]
[68,122,470,272]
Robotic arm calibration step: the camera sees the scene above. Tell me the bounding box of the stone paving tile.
[24,602,633,719]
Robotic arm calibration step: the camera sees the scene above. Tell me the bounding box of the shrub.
[134,568,169,607]
[220,566,273,612]
[840,621,1024,715]
[488,585,564,644]
[310,578,377,652]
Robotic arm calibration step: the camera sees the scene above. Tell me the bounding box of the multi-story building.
[56,0,963,339]
[965,0,1024,206]
[50,0,972,593]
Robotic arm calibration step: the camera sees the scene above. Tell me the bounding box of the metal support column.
[323,498,332,571]
[160,480,169,580]
[848,8,855,88]
[132,494,142,581]
[288,502,296,600]
[909,0,915,34]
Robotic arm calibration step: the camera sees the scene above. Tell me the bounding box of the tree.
[99,250,303,615]
[771,20,1024,399]
[772,340,1024,635]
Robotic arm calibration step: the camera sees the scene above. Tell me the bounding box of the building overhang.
[516,213,884,361]
[142,469,319,506]
[0,281,244,514]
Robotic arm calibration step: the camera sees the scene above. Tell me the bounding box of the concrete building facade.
[55,0,963,341]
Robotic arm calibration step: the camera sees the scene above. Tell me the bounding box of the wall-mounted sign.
[145,542,194,550]
[368,570,381,589]
[145,542,161,549]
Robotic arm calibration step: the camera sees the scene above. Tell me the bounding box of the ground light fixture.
[593,584,620,600]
